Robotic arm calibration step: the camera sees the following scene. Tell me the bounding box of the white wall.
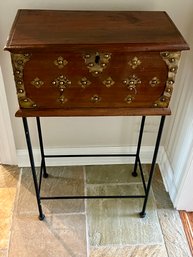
[0,1,193,209]
[158,4,193,210]
[0,65,17,164]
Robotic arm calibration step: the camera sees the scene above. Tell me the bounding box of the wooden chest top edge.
[5,9,189,52]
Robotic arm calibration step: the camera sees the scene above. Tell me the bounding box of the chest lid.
[5,9,189,52]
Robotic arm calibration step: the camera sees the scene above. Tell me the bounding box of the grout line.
[150,188,166,248]
[40,212,87,216]
[7,167,23,257]
[90,242,165,248]
[11,167,23,217]
[86,182,144,186]
[149,176,170,256]
[83,166,90,257]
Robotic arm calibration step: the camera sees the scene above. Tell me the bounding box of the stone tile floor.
[0,164,191,257]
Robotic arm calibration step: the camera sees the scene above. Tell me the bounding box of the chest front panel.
[11,51,179,109]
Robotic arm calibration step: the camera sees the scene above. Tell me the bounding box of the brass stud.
[17,60,23,65]
[91,94,101,103]
[31,77,44,88]
[23,99,28,102]
[102,77,115,88]
[169,58,175,63]
[125,95,134,104]
[78,77,91,88]
[54,56,68,69]
[168,80,174,85]
[85,54,90,58]
[154,103,158,107]
[104,54,109,58]
[101,63,106,67]
[88,63,94,67]
[123,75,141,89]
[94,71,99,75]
[17,81,22,85]
[149,77,160,87]
[170,67,177,72]
[162,52,169,58]
[128,57,141,69]
[32,104,37,107]
[18,89,24,93]
[58,96,68,104]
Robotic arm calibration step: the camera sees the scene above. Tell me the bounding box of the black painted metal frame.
[22,115,165,220]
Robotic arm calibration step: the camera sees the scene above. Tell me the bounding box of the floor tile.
[9,213,87,257]
[0,249,8,257]
[90,245,168,257]
[0,188,16,249]
[86,164,148,184]
[16,166,85,215]
[151,165,173,209]
[5,164,191,257]
[0,165,19,188]
[86,184,163,246]
[157,209,192,257]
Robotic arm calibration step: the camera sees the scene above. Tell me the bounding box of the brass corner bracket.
[11,53,37,108]
[153,51,181,108]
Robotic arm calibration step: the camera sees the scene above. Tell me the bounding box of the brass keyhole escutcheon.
[83,52,111,76]
[95,53,100,64]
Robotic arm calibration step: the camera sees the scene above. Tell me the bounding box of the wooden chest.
[5,10,189,117]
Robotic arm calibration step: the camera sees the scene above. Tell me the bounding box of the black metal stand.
[22,115,165,220]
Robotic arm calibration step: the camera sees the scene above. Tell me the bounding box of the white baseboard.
[17,146,155,167]
[17,145,176,205]
[158,147,177,204]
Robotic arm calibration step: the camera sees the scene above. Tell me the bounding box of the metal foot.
[139,211,146,218]
[39,214,45,221]
[132,171,138,177]
[43,172,49,178]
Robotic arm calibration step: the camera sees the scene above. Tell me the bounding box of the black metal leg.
[22,117,45,220]
[132,116,146,177]
[36,117,48,178]
[22,115,165,219]
[140,116,165,218]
